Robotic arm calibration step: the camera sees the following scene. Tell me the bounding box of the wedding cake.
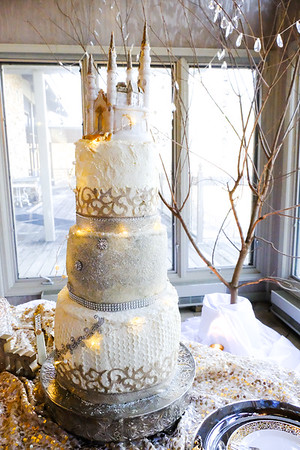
[54,27,181,404]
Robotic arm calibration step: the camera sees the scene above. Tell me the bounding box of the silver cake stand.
[40,343,195,443]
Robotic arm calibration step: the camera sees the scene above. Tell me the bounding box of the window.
[2,64,82,279]
[292,123,300,280]
[0,53,258,296]
[188,67,255,269]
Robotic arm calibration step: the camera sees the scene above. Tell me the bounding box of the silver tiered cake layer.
[67,215,168,303]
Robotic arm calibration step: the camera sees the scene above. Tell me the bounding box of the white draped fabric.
[181,293,300,372]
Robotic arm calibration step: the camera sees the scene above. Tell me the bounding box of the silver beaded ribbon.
[67,284,157,311]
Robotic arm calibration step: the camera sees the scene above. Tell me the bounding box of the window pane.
[188,67,255,269]
[150,68,174,270]
[293,129,300,279]
[293,221,300,279]
[3,65,82,279]
[98,65,174,269]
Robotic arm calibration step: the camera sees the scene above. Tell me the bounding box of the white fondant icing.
[54,283,181,396]
[75,139,159,193]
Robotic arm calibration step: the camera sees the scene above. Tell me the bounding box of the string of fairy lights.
[208,0,300,55]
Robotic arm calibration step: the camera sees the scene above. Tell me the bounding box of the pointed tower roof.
[87,54,93,74]
[141,21,149,47]
[108,32,116,70]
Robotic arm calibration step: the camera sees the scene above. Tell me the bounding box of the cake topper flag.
[84,23,151,138]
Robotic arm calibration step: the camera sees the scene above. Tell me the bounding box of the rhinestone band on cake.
[76,213,160,232]
[68,284,158,311]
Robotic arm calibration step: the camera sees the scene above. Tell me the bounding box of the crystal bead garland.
[297,21,300,33]
[225,22,233,38]
[254,38,261,53]
[232,16,239,28]
[208,0,215,10]
[276,33,283,48]
[217,48,225,60]
[213,6,221,23]
[220,16,228,29]
[236,33,243,47]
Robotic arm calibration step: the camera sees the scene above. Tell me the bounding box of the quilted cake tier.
[54,283,181,403]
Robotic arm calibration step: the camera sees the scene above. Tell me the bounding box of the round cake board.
[40,343,195,443]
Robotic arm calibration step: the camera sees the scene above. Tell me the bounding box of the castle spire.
[138,22,151,108]
[141,21,149,47]
[87,53,93,74]
[85,54,98,135]
[106,32,117,132]
[108,32,117,71]
[126,49,134,105]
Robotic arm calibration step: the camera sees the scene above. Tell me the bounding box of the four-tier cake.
[53,26,181,405]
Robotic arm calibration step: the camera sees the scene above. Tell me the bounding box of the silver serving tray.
[193,399,300,449]
[41,343,195,442]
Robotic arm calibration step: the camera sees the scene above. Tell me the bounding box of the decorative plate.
[227,419,300,450]
[193,399,300,450]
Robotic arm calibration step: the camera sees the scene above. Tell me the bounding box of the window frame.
[290,73,300,283]
[253,46,300,297]
[0,44,265,298]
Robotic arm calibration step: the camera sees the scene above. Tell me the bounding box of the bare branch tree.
[32,0,299,304]
[159,0,300,303]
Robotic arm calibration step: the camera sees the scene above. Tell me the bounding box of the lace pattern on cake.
[56,352,177,394]
[75,186,158,217]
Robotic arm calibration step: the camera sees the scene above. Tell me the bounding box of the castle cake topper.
[85,22,151,139]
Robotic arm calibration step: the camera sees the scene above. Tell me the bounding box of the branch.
[255,236,300,259]
[160,189,230,288]
[159,154,178,210]
[212,208,233,266]
[238,276,299,292]
[228,185,245,246]
[252,203,300,231]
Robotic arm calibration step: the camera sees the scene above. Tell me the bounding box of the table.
[0,298,299,449]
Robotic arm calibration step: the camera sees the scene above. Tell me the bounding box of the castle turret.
[83,28,151,137]
[126,50,134,105]
[85,55,98,135]
[106,32,117,132]
[138,22,151,109]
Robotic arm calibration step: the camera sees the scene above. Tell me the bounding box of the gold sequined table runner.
[0,299,299,449]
